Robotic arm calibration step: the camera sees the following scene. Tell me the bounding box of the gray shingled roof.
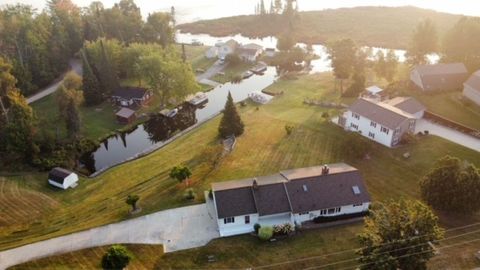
[415,63,468,76]
[285,170,371,213]
[348,98,413,130]
[385,97,426,115]
[252,183,291,216]
[214,187,257,219]
[48,167,73,184]
[465,70,480,91]
[213,164,371,219]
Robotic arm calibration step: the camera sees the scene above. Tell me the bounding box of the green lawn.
[5,73,480,269]
[211,62,254,84]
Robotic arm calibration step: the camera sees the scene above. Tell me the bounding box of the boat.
[250,62,268,74]
[166,108,178,118]
[188,92,209,107]
[242,70,253,79]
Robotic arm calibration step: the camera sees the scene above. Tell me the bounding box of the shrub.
[254,223,261,234]
[321,112,330,120]
[101,245,132,270]
[400,132,417,145]
[184,188,196,201]
[258,226,274,241]
[285,125,294,135]
[280,223,295,235]
[273,225,282,235]
[208,189,213,199]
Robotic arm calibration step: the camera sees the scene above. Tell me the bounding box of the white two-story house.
[339,98,418,147]
[211,163,371,237]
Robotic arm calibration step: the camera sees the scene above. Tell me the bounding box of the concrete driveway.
[415,119,480,152]
[0,204,219,270]
[196,59,225,85]
[26,59,83,104]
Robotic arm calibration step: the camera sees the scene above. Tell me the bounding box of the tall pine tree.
[81,50,103,106]
[218,92,244,138]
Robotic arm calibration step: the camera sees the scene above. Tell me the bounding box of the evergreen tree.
[359,199,443,270]
[218,92,244,138]
[269,1,275,14]
[81,50,103,106]
[260,0,266,15]
[65,98,81,138]
[182,43,187,63]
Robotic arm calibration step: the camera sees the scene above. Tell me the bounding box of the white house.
[463,70,480,106]
[212,163,371,237]
[338,98,417,147]
[48,167,79,190]
[218,39,239,59]
[410,63,469,91]
[205,46,218,59]
[237,43,263,62]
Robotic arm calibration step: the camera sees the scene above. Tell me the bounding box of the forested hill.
[178,6,467,49]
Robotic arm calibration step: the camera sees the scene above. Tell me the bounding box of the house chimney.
[252,178,258,190]
[322,165,330,175]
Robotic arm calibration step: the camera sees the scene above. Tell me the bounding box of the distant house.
[237,43,263,62]
[218,39,239,59]
[363,85,385,101]
[48,167,79,190]
[463,70,480,106]
[384,97,426,119]
[265,48,277,57]
[212,163,371,237]
[116,107,136,124]
[112,87,152,108]
[205,46,218,59]
[338,98,417,147]
[410,63,469,91]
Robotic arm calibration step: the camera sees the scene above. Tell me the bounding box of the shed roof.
[384,97,426,115]
[348,98,414,129]
[366,86,384,95]
[113,87,148,100]
[48,167,74,184]
[116,107,136,119]
[465,70,480,91]
[414,63,468,76]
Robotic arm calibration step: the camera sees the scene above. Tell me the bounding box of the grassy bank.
[4,73,480,268]
[178,6,464,49]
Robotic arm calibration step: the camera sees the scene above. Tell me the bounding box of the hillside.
[178,6,467,49]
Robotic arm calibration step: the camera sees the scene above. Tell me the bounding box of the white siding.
[217,214,258,237]
[463,84,480,106]
[293,203,371,224]
[48,173,78,190]
[205,47,218,59]
[410,70,424,90]
[343,111,395,147]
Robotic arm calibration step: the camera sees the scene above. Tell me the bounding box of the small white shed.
[48,167,79,190]
[366,86,384,96]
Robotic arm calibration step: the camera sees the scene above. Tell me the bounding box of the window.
[380,126,390,135]
[350,123,359,130]
[351,112,360,120]
[327,208,335,214]
[244,215,250,224]
[353,203,363,207]
[320,209,327,215]
[368,132,375,139]
[224,217,235,224]
[336,207,341,213]
[370,121,377,128]
[299,211,309,215]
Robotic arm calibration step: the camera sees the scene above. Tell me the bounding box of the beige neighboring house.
[463,70,480,106]
[238,43,263,62]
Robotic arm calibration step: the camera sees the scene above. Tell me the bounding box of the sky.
[1,0,479,23]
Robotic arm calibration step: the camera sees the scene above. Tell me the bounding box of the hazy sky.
[1,0,479,23]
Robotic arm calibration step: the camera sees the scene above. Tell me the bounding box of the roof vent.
[322,165,330,175]
[253,178,258,190]
[352,185,361,195]
[303,185,308,192]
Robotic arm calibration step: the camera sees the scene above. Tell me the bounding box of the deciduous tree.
[326,39,357,94]
[406,19,438,65]
[443,17,480,72]
[101,245,132,270]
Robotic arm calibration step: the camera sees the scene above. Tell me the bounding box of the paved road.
[26,59,83,104]
[0,204,219,270]
[415,119,480,152]
[196,59,224,86]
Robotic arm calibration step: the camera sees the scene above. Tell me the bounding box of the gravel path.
[0,204,219,269]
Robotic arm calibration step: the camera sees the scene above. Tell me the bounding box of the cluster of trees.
[0,1,83,95]
[81,39,198,107]
[254,0,298,16]
[0,0,177,97]
[420,156,480,214]
[407,17,480,71]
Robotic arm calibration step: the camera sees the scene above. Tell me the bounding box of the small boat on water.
[187,92,209,107]
[250,62,268,74]
[166,108,178,118]
[242,70,253,79]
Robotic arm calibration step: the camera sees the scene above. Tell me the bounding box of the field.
[3,72,480,269]
[178,6,464,49]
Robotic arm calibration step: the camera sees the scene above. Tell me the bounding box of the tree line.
[0,0,176,97]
